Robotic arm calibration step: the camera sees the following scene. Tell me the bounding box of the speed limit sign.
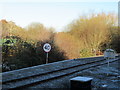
[43,43,51,64]
[43,43,51,52]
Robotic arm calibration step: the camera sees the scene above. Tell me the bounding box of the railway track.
[2,56,120,89]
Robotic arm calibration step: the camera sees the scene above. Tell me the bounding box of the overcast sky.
[0,0,118,32]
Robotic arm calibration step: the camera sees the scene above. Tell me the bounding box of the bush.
[80,49,93,58]
[2,36,67,72]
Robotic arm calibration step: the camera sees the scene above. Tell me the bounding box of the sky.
[0,0,119,32]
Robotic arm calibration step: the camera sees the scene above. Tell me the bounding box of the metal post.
[46,52,48,64]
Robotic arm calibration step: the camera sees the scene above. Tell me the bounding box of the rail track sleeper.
[2,57,104,83]
[3,58,119,89]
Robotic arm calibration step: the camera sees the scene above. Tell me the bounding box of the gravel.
[28,59,120,89]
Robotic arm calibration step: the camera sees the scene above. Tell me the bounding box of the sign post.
[104,49,116,76]
[43,43,51,64]
[46,52,48,64]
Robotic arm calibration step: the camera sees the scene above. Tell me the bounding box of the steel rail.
[2,56,120,89]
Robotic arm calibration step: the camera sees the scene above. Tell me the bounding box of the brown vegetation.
[1,12,119,72]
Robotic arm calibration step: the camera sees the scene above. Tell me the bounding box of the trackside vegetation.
[1,12,119,72]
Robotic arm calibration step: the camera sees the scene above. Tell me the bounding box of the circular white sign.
[43,43,51,52]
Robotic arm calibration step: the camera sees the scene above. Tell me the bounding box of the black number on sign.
[45,45,50,50]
